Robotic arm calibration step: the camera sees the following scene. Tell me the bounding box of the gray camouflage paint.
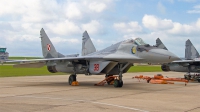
[82,31,96,56]
[162,39,200,73]
[40,28,65,58]
[40,28,58,58]
[11,28,180,75]
[156,38,168,50]
[185,39,200,60]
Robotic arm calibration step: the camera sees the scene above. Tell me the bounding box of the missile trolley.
[184,73,200,83]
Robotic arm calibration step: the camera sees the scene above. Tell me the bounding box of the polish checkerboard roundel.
[47,44,51,51]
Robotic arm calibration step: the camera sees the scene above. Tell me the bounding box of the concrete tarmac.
[0,72,199,112]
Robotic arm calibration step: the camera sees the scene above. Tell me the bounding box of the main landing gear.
[97,75,123,87]
[68,74,79,86]
[113,71,124,88]
[113,79,123,87]
[95,63,129,88]
[108,63,129,88]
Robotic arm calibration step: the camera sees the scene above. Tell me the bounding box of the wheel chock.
[94,76,118,86]
[71,81,79,86]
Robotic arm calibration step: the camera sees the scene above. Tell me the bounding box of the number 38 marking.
[94,64,99,71]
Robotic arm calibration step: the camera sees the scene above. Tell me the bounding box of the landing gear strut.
[113,63,129,88]
[68,62,79,86]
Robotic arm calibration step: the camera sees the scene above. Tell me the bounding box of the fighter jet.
[6,28,179,87]
[161,39,200,73]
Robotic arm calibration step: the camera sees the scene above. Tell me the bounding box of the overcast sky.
[0,0,200,57]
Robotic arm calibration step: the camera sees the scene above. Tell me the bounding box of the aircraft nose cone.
[149,49,180,62]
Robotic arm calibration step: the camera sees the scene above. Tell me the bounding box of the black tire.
[113,79,123,87]
[68,75,76,85]
[113,79,120,87]
[118,80,123,87]
[197,79,200,83]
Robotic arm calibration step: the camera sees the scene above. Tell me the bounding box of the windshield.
[0,48,6,53]
[134,38,147,45]
[121,38,147,45]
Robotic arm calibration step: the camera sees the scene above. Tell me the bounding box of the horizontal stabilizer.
[13,62,45,68]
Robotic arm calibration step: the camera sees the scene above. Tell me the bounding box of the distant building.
[0,47,9,61]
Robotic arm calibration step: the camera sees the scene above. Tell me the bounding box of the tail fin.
[185,39,199,60]
[82,31,96,56]
[156,38,168,50]
[40,28,58,58]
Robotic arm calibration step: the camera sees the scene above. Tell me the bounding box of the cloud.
[3,32,38,42]
[64,2,82,20]
[196,18,200,28]
[84,0,113,12]
[46,20,81,35]
[0,0,199,57]
[88,2,107,12]
[0,0,114,36]
[81,20,103,34]
[113,21,142,33]
[142,15,200,36]
[0,22,14,31]
[167,22,198,36]
[187,5,200,14]
[157,2,166,14]
[142,15,173,31]
[178,0,197,2]
[50,37,80,44]
[0,0,115,56]
[0,0,61,23]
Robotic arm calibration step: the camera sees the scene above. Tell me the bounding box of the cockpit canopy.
[122,38,160,52]
[134,38,147,45]
[122,38,147,45]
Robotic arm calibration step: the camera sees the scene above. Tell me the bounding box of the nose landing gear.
[68,74,79,86]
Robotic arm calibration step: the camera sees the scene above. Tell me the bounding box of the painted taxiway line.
[91,101,148,112]
[15,95,149,112]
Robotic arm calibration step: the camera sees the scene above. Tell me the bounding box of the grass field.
[0,65,65,77]
[0,65,161,77]
[128,65,162,72]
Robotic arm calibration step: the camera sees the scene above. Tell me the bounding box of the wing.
[173,58,200,63]
[5,54,143,63]
[4,52,143,68]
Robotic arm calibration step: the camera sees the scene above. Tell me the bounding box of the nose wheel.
[68,74,79,86]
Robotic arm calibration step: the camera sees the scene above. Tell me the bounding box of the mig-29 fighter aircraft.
[6,28,179,87]
[161,39,200,82]
[161,39,200,73]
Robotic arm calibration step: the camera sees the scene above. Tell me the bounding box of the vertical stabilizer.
[82,31,96,56]
[40,28,58,58]
[156,38,168,50]
[185,39,199,60]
